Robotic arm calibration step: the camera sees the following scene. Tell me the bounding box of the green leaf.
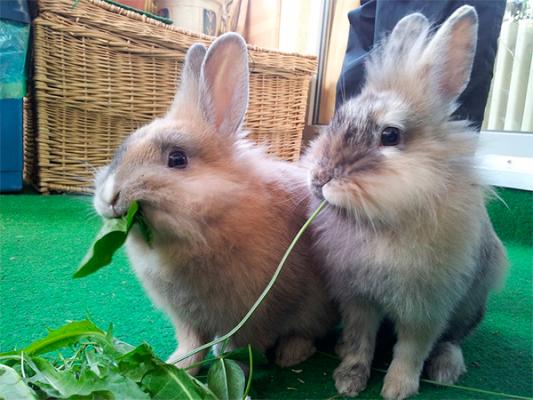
[25,357,79,398]
[119,344,218,399]
[109,338,136,356]
[0,320,108,357]
[136,209,153,247]
[84,349,102,377]
[207,359,245,400]
[142,362,216,400]
[73,201,139,278]
[105,323,114,342]
[222,347,267,366]
[26,357,150,399]
[67,392,114,400]
[0,365,36,400]
[117,343,158,382]
[77,370,150,399]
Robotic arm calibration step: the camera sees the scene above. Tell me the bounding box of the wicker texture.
[23,96,37,186]
[26,0,317,193]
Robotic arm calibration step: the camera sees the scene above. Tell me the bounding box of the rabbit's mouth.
[311,183,325,201]
[320,182,347,209]
[310,174,350,210]
[310,170,333,201]
[94,171,130,218]
[94,190,129,219]
[319,178,380,219]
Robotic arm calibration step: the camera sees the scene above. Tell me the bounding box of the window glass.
[482,0,532,133]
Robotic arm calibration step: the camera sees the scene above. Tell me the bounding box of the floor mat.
[0,192,531,399]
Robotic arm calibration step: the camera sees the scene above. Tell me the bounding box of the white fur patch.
[380,146,401,157]
[322,183,346,209]
[101,173,116,203]
[94,173,117,218]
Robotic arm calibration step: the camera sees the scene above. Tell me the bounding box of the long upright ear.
[366,13,430,89]
[199,32,249,136]
[385,12,430,58]
[170,43,207,112]
[422,5,478,104]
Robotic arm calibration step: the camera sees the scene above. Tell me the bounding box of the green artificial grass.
[0,189,531,399]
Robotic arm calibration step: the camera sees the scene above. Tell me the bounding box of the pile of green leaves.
[0,320,266,400]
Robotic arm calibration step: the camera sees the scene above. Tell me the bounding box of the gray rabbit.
[304,6,507,399]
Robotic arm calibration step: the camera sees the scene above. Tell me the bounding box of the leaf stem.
[242,345,253,400]
[184,356,219,371]
[220,338,230,354]
[176,200,327,363]
[20,352,26,380]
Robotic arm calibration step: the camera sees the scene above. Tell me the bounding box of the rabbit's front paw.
[381,366,419,400]
[333,361,370,397]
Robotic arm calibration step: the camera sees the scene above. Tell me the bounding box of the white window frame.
[476,131,533,191]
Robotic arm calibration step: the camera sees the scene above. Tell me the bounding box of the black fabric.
[336,0,506,129]
[0,0,31,23]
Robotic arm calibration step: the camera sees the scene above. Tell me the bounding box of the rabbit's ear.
[385,13,430,58]
[170,43,207,112]
[199,32,249,137]
[422,5,478,103]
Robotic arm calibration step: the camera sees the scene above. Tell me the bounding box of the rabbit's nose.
[110,191,120,207]
[311,184,325,200]
[110,191,125,217]
[311,172,332,199]
[312,171,332,188]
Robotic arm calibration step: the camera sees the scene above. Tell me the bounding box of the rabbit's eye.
[168,149,188,169]
[381,127,401,146]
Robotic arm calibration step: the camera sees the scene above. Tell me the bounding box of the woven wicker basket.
[25,0,317,193]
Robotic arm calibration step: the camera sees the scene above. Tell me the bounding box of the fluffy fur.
[93,33,335,374]
[304,7,507,400]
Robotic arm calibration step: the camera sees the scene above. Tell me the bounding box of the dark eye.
[380,127,401,146]
[168,149,188,169]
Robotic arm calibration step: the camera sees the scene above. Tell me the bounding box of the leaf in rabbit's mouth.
[136,207,153,245]
[73,201,152,279]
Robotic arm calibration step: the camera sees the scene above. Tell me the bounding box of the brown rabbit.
[93,33,335,374]
[304,6,507,400]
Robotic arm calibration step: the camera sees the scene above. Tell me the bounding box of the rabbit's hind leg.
[425,341,466,384]
[275,335,316,367]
